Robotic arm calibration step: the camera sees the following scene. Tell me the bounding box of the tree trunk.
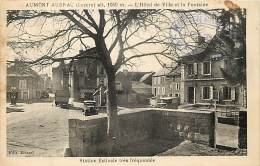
[105,71,121,155]
[95,36,120,154]
[106,72,119,138]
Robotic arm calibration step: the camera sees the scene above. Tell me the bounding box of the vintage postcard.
[0,0,259,165]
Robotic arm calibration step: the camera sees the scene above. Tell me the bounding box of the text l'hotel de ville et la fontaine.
[25,2,208,8]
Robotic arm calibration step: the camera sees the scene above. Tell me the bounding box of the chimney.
[79,50,84,54]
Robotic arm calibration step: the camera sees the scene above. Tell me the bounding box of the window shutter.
[219,87,223,101]
[201,63,204,74]
[210,86,213,99]
[200,87,203,99]
[193,63,197,75]
[213,90,219,101]
[209,61,212,75]
[162,87,165,95]
[231,88,236,100]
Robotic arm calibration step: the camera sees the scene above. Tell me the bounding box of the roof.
[139,72,154,82]
[7,62,40,77]
[179,33,231,63]
[116,71,151,81]
[132,81,152,89]
[167,67,181,77]
[153,67,172,77]
[131,81,152,94]
[180,44,209,62]
[153,64,181,77]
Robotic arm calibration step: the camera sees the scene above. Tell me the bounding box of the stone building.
[179,46,245,107]
[7,61,44,101]
[52,48,107,103]
[52,61,70,95]
[115,70,154,105]
[152,66,181,99]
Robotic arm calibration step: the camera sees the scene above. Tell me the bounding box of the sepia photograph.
[4,7,249,158]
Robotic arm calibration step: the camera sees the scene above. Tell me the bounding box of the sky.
[7,10,217,77]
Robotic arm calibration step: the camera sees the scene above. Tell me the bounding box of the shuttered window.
[187,64,194,75]
[201,61,211,75]
[223,86,236,100]
[193,63,198,75]
[201,86,213,100]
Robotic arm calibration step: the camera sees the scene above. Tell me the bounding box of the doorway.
[188,87,195,103]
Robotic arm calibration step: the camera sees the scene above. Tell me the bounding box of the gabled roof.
[116,71,151,82]
[139,72,154,82]
[153,63,180,77]
[167,66,181,77]
[153,67,172,77]
[7,62,40,77]
[179,34,229,62]
[179,44,209,62]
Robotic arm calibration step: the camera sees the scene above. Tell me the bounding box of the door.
[21,91,29,100]
[188,87,195,103]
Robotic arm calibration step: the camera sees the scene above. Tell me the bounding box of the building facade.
[40,74,52,91]
[152,67,181,99]
[180,51,245,107]
[52,48,107,102]
[7,62,44,101]
[115,70,154,105]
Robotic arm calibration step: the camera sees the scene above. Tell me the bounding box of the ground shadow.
[95,138,184,157]
[119,139,184,156]
[6,107,24,113]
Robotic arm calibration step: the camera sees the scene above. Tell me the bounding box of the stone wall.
[151,109,215,147]
[68,109,215,156]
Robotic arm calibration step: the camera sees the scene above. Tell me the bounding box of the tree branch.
[61,10,96,38]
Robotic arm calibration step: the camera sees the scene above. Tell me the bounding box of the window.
[223,86,231,100]
[223,86,235,100]
[187,63,198,75]
[116,82,122,90]
[187,64,194,75]
[202,61,211,75]
[175,93,180,98]
[162,87,165,95]
[19,80,27,89]
[202,86,213,100]
[175,83,180,90]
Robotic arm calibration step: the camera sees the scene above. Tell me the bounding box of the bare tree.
[7,9,217,153]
